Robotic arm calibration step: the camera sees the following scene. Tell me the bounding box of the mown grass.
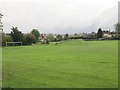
[0,47,2,88]
[2,40,118,88]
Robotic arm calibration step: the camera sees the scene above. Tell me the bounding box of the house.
[39,34,48,42]
[102,30,112,39]
[40,34,47,39]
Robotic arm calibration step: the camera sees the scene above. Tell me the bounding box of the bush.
[56,34,63,41]
[46,39,49,44]
[41,39,49,44]
[47,34,55,42]
[2,34,13,46]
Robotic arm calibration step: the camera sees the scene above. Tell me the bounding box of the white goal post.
[6,42,22,46]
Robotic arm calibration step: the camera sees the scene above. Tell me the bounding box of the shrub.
[2,34,13,46]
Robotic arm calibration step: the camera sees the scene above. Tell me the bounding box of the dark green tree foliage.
[23,34,36,45]
[10,27,23,42]
[56,34,62,41]
[64,33,69,40]
[115,23,120,33]
[90,32,97,39]
[47,34,55,42]
[2,33,13,46]
[46,39,49,44]
[97,28,103,38]
[114,23,120,39]
[30,29,40,42]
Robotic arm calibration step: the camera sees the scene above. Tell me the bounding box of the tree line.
[2,27,40,46]
[2,23,120,46]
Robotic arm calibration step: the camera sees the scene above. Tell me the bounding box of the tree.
[64,33,69,40]
[30,29,40,42]
[47,34,55,42]
[0,31,2,46]
[97,28,103,38]
[46,39,49,44]
[115,23,120,33]
[90,32,97,39]
[22,34,36,45]
[56,34,63,41]
[10,27,23,42]
[114,23,120,39]
[2,33,13,46]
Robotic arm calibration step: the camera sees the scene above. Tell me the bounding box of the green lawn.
[2,40,118,88]
[0,47,2,88]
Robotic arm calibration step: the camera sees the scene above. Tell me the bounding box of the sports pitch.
[2,40,118,88]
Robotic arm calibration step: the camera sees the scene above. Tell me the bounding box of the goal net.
[6,42,22,46]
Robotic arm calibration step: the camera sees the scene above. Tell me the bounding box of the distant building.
[102,30,112,39]
[40,34,47,40]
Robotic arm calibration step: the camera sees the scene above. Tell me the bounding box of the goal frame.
[6,42,22,46]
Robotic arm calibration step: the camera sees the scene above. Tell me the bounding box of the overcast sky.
[0,0,119,34]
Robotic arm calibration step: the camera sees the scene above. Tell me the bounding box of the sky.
[0,0,119,34]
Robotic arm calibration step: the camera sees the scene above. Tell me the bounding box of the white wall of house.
[103,34,112,38]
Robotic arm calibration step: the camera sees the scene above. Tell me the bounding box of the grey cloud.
[0,0,118,33]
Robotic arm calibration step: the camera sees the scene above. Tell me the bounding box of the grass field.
[0,47,2,88]
[2,40,118,88]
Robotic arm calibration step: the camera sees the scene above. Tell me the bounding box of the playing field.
[2,40,118,88]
